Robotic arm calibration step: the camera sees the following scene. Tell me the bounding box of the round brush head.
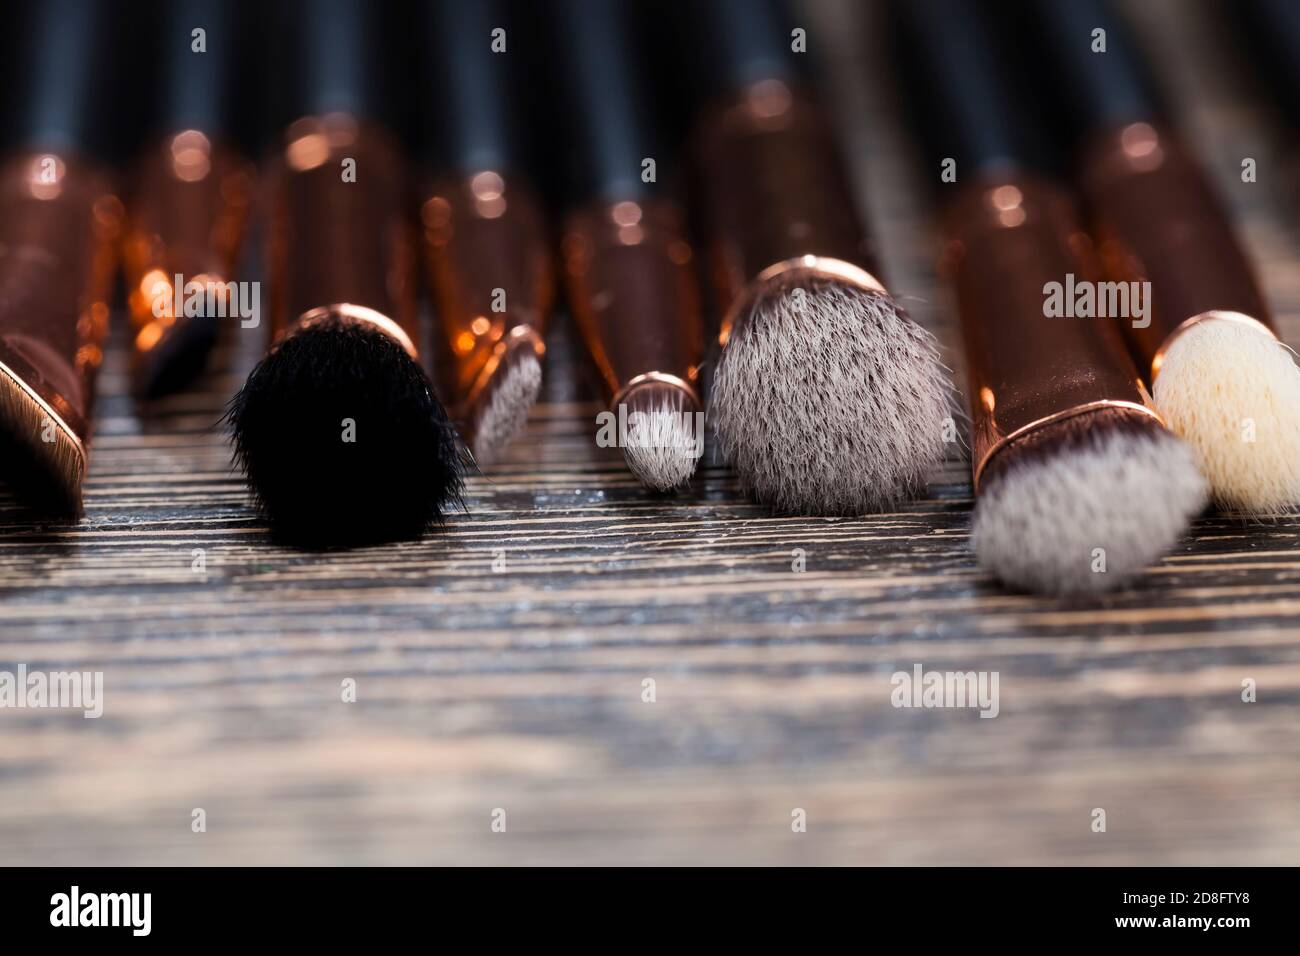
[619,382,702,492]
[227,317,465,546]
[710,275,954,514]
[972,407,1207,594]
[1152,316,1300,513]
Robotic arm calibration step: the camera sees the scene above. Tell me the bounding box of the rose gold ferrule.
[561,197,705,409]
[122,130,255,386]
[942,172,1159,491]
[1079,121,1274,379]
[717,254,888,349]
[694,79,878,347]
[0,150,122,511]
[420,169,554,422]
[267,113,419,352]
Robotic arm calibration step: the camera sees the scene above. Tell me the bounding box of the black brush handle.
[550,0,660,203]
[1235,0,1300,125]
[891,0,1043,178]
[1018,0,1164,138]
[160,0,238,135]
[427,0,519,174]
[14,0,116,156]
[293,0,381,119]
[692,0,801,93]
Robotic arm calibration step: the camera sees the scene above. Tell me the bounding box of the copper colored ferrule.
[718,255,888,350]
[0,151,122,513]
[123,130,255,393]
[942,172,1159,491]
[1079,121,1274,379]
[694,79,877,347]
[561,197,705,409]
[267,113,419,352]
[420,169,553,427]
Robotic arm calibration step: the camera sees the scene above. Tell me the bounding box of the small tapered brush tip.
[619,383,703,492]
[972,408,1207,595]
[226,317,465,546]
[710,277,954,514]
[470,348,542,464]
[1153,316,1300,513]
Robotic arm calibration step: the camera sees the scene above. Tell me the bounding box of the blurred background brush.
[1015,0,1300,514]
[122,0,257,402]
[549,0,707,492]
[418,0,554,467]
[0,0,126,516]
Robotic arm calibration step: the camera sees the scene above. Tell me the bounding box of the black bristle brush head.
[134,315,222,402]
[226,317,467,547]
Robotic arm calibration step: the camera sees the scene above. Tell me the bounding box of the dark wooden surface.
[1,0,1298,865]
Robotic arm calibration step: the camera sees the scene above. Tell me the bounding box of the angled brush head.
[0,366,85,516]
[227,316,465,547]
[468,344,542,465]
[710,275,954,514]
[973,407,1207,594]
[1153,316,1300,513]
[620,382,702,492]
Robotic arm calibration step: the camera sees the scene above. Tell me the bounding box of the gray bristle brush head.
[470,349,542,464]
[972,407,1208,595]
[620,383,702,492]
[709,276,955,514]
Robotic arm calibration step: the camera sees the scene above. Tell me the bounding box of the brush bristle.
[620,384,702,492]
[710,277,954,513]
[471,350,541,464]
[226,317,465,546]
[0,365,85,516]
[1152,317,1300,513]
[973,408,1207,594]
[134,315,221,401]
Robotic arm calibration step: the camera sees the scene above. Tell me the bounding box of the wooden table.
[1,0,1297,865]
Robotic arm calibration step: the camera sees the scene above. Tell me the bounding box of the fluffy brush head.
[972,408,1207,595]
[710,276,954,514]
[1152,316,1300,513]
[226,317,465,547]
[470,348,542,464]
[619,383,702,492]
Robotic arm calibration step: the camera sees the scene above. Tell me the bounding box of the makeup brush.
[686,0,954,514]
[123,0,255,400]
[0,0,124,516]
[226,0,464,546]
[550,0,706,491]
[419,0,554,464]
[893,0,1206,593]
[1020,0,1300,514]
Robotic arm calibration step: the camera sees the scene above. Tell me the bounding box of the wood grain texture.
[1,0,1298,865]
